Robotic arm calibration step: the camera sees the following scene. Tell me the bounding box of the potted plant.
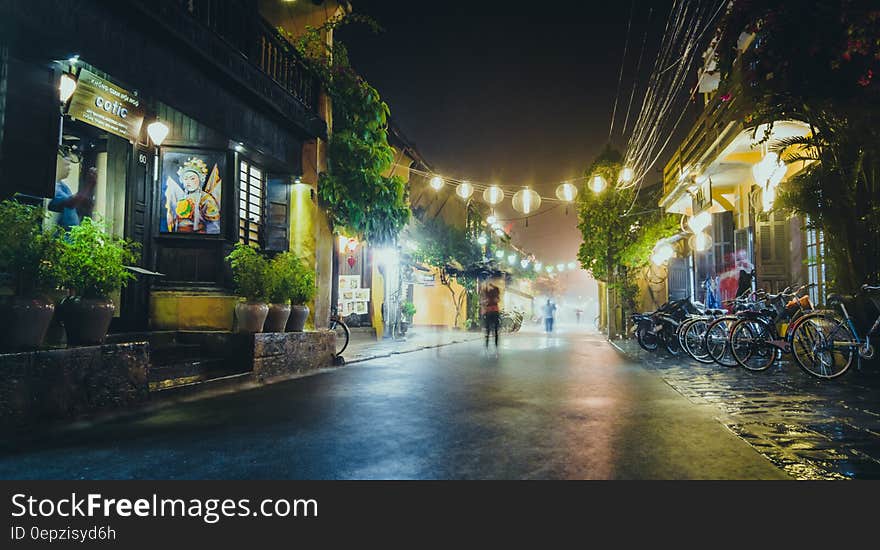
[225,243,270,333]
[54,217,138,346]
[0,200,63,350]
[400,301,417,334]
[285,255,316,332]
[264,252,300,332]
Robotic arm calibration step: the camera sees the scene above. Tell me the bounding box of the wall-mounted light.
[59,73,78,103]
[147,119,170,147]
[429,176,444,190]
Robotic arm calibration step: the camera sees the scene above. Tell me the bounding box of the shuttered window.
[239,159,264,247]
[806,215,826,305]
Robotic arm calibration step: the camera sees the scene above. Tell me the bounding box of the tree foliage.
[576,148,637,282]
[284,14,410,246]
[715,0,880,291]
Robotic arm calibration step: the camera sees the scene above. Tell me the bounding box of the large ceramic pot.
[0,296,55,351]
[235,301,269,333]
[58,296,115,346]
[286,304,310,332]
[265,303,291,333]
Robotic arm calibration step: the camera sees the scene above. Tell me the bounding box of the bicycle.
[787,284,880,379]
[704,290,772,368]
[328,308,350,360]
[728,284,815,373]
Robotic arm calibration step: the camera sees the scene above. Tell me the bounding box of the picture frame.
[159,147,226,235]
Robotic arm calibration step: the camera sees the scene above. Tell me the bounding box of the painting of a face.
[182,171,201,192]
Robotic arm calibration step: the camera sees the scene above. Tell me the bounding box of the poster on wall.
[339,275,360,290]
[160,148,224,234]
[354,289,370,302]
[354,302,368,315]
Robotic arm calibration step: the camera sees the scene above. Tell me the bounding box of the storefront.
[0,0,324,332]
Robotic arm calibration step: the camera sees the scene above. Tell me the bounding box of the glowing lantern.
[430,176,444,191]
[512,189,542,214]
[482,185,504,206]
[456,181,474,200]
[589,175,607,193]
[555,182,578,202]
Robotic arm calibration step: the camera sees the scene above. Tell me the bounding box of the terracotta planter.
[235,301,269,333]
[286,304,309,332]
[0,296,55,351]
[265,303,292,332]
[58,296,115,346]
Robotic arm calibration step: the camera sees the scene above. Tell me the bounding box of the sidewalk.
[609,336,880,479]
[342,327,483,364]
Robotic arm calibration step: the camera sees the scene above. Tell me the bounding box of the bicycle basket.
[798,295,813,310]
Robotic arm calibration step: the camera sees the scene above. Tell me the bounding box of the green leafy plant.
[267,252,315,306]
[54,217,139,298]
[0,200,63,295]
[401,301,417,319]
[225,244,270,303]
[282,13,410,246]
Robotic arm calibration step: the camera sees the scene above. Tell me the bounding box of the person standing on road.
[543,299,557,333]
[481,282,501,351]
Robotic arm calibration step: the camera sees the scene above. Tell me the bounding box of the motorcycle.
[630,297,702,355]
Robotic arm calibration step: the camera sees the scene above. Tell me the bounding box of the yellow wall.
[371,259,385,339]
[150,291,238,331]
[412,267,466,328]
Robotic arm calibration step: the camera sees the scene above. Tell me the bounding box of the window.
[806,216,826,305]
[239,159,264,246]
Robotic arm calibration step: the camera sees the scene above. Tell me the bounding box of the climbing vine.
[282,14,410,245]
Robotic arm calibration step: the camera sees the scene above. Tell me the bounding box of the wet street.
[1,327,794,480]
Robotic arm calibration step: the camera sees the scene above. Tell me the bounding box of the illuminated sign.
[66,69,144,142]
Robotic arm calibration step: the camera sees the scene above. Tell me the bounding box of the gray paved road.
[0,329,789,479]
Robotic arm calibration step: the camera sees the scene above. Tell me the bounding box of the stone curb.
[343,336,482,365]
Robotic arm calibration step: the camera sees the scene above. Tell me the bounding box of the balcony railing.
[662,67,749,196]
[170,0,318,113]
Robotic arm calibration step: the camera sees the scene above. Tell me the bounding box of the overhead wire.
[608,0,636,142]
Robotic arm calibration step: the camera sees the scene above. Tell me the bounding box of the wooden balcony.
[129,0,322,135]
[662,73,750,199]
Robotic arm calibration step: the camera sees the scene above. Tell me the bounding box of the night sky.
[339,0,692,301]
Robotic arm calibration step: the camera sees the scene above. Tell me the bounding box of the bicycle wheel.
[660,325,682,356]
[329,318,350,356]
[677,318,696,355]
[705,316,738,367]
[683,318,715,364]
[730,318,776,372]
[790,313,855,379]
[636,325,659,352]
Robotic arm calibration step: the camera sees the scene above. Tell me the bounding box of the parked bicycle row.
[630,283,880,380]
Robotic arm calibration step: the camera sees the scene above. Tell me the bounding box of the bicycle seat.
[862,284,880,294]
[706,308,726,315]
[827,293,857,305]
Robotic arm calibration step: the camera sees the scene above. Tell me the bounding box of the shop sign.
[417,274,436,287]
[67,69,144,142]
[692,177,713,215]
